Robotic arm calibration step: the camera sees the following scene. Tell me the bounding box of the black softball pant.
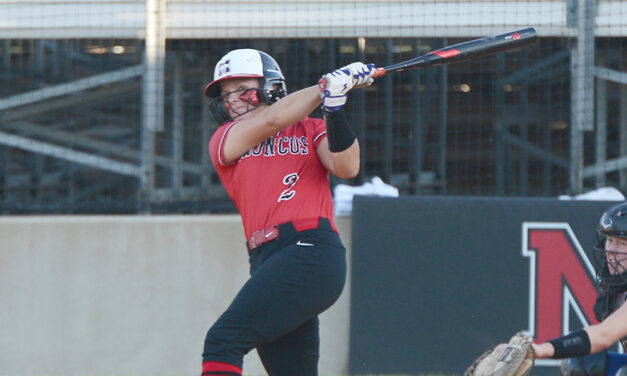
[202,218,347,376]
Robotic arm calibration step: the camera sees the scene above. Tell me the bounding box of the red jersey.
[209,116,337,240]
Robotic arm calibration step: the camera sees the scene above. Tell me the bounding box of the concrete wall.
[0,215,352,376]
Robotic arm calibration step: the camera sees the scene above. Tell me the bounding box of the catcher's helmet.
[204,49,287,124]
[593,202,627,294]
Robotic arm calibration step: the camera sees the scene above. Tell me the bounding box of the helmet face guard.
[208,87,265,124]
[593,202,627,294]
[593,237,627,294]
[204,49,287,124]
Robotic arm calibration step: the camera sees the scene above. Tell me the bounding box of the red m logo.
[522,223,599,366]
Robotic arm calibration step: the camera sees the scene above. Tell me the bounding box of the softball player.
[532,202,627,376]
[201,48,376,376]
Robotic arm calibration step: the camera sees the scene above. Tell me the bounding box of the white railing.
[1,0,625,39]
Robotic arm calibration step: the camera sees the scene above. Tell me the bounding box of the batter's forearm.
[260,86,321,133]
[329,141,360,179]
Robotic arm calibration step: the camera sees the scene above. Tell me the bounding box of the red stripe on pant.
[202,361,242,376]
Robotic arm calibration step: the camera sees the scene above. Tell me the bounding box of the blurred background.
[1,0,625,214]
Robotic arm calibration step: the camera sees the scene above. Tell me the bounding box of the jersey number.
[278,173,299,202]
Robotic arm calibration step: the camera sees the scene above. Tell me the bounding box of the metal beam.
[437,44,448,194]
[595,55,608,187]
[140,0,165,209]
[571,0,595,133]
[622,85,627,188]
[0,65,143,112]
[583,156,627,178]
[519,48,530,195]
[410,39,422,194]
[201,55,212,189]
[495,53,506,195]
[0,81,140,122]
[1,121,204,175]
[569,0,595,194]
[383,38,393,181]
[501,131,570,170]
[0,130,141,177]
[503,50,570,84]
[2,1,625,39]
[595,66,627,85]
[172,51,183,194]
[0,65,205,123]
[153,187,219,202]
[142,0,165,133]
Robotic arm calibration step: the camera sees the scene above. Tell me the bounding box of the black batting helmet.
[592,202,627,294]
[204,49,287,124]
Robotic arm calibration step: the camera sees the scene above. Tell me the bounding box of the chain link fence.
[0,0,625,213]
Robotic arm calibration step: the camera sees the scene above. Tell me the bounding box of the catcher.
[467,202,627,376]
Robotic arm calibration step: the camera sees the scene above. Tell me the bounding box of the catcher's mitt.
[465,332,535,376]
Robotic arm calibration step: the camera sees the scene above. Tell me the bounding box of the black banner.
[349,196,619,375]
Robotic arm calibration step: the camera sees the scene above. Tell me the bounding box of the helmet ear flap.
[249,79,286,105]
[258,51,287,103]
[209,99,231,125]
[262,81,287,103]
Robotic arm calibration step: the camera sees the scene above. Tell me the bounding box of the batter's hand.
[318,62,375,112]
[342,62,376,89]
[319,68,352,112]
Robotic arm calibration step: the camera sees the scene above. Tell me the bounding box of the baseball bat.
[372,27,537,77]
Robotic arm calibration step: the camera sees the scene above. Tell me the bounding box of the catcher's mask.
[204,49,287,124]
[592,202,627,294]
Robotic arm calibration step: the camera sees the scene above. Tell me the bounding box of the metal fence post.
[569,0,595,194]
[141,0,166,211]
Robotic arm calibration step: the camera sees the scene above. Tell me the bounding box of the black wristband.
[323,109,356,152]
[549,329,591,359]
